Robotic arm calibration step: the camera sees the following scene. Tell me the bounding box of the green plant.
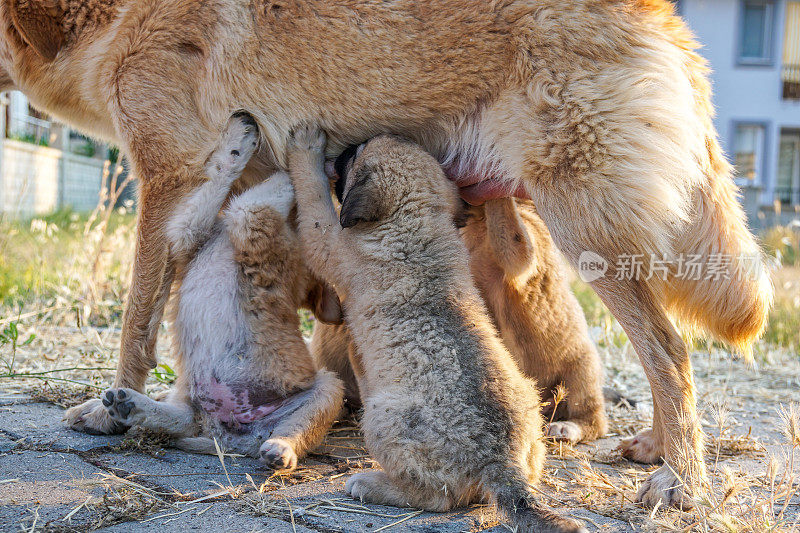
[762,222,800,267]
[152,363,177,385]
[0,319,36,373]
[72,142,96,158]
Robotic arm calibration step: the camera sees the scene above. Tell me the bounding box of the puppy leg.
[287,125,347,283]
[259,370,344,470]
[346,471,457,512]
[310,323,362,408]
[102,388,196,436]
[545,345,607,444]
[166,114,259,258]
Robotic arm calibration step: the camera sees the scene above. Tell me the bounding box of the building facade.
[0,92,107,218]
[678,0,800,228]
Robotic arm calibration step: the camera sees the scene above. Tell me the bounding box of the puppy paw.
[259,438,298,471]
[289,123,326,154]
[208,113,259,181]
[344,471,383,503]
[547,421,583,444]
[102,388,148,427]
[618,429,664,464]
[637,465,698,510]
[64,398,127,435]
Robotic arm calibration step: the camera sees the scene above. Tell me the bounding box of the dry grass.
[1,181,798,531]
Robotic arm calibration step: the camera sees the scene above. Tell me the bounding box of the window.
[739,1,775,64]
[782,2,800,98]
[733,124,766,186]
[776,131,800,205]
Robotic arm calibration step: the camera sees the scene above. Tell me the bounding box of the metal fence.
[774,186,800,205]
[6,114,52,146]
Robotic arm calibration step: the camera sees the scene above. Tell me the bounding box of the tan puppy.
[313,199,607,444]
[462,199,607,443]
[2,0,772,507]
[98,115,344,469]
[288,128,586,533]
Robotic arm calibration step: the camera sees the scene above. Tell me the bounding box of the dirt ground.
[0,325,798,533]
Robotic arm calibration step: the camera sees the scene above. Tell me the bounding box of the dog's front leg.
[65,187,181,435]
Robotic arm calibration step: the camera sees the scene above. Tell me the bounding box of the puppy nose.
[324,160,338,180]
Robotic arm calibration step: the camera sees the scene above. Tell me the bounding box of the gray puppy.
[287,126,586,533]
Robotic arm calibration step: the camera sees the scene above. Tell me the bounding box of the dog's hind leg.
[346,470,458,512]
[102,388,197,437]
[256,370,344,470]
[587,277,703,510]
[310,324,363,409]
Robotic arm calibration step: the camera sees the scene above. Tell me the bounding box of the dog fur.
[98,115,344,469]
[2,0,772,507]
[288,128,586,533]
[313,197,607,444]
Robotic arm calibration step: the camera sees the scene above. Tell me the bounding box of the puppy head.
[333,134,461,229]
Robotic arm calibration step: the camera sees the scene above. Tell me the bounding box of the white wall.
[1,140,60,217]
[683,0,800,204]
[0,140,105,217]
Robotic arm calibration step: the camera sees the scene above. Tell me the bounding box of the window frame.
[736,0,777,66]
[730,121,770,188]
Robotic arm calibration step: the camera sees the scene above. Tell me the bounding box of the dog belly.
[194,376,283,429]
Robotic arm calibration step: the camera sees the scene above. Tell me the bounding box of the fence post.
[0,92,6,214]
[57,125,69,209]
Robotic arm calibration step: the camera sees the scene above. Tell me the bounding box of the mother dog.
[0,0,771,509]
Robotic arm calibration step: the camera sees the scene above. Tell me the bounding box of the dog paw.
[618,429,664,464]
[259,438,298,471]
[547,421,583,444]
[637,465,697,510]
[289,123,326,153]
[102,388,147,427]
[64,398,127,435]
[208,114,259,180]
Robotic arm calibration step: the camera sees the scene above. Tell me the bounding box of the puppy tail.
[173,436,218,455]
[666,135,773,358]
[485,470,587,533]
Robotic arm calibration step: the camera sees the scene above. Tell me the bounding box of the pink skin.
[324,160,530,205]
[443,167,531,205]
[196,377,280,427]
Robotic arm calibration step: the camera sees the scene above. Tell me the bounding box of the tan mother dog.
[1,0,771,508]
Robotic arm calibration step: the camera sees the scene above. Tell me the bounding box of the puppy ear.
[484,198,537,278]
[7,0,66,61]
[306,281,343,325]
[339,169,386,228]
[333,143,364,203]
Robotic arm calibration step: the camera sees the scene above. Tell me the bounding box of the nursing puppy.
[288,126,585,533]
[462,198,607,443]
[100,116,344,469]
[313,197,607,443]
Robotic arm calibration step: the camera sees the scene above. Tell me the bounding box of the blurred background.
[0,0,796,388]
